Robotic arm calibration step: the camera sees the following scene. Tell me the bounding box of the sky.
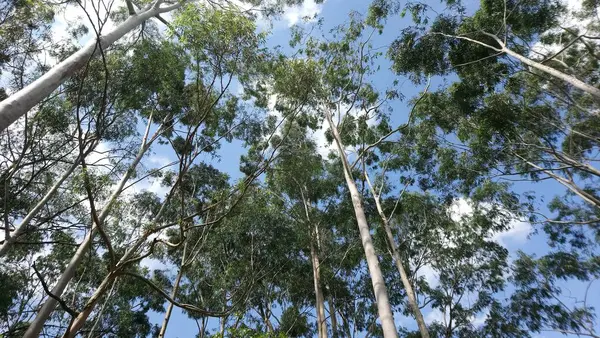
[32,0,599,337]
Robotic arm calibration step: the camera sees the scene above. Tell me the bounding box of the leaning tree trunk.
[0,0,181,132]
[364,172,430,338]
[449,32,600,103]
[23,122,158,338]
[501,46,600,100]
[325,112,399,338]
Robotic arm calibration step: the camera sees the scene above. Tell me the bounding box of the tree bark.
[310,234,328,338]
[0,1,181,132]
[325,112,399,338]
[328,293,338,338]
[445,32,600,103]
[364,172,430,338]
[62,272,118,338]
[86,279,117,338]
[301,189,328,338]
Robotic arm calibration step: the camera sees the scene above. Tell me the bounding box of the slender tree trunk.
[199,317,207,338]
[0,1,181,132]
[259,303,274,333]
[364,172,430,338]
[310,235,328,338]
[328,293,338,338]
[300,189,328,338]
[86,280,117,338]
[518,155,600,208]
[158,241,187,338]
[325,112,399,338]
[23,123,157,338]
[219,316,226,337]
[340,310,352,338]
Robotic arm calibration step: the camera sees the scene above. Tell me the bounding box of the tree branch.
[32,263,80,317]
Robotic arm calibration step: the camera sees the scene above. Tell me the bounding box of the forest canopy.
[0,0,599,337]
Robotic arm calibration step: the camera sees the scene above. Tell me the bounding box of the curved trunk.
[325,112,399,338]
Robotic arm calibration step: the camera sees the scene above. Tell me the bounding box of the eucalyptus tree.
[386,0,600,208]
[268,13,407,335]
[265,121,337,338]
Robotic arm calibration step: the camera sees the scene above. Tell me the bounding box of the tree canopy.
[1,0,599,337]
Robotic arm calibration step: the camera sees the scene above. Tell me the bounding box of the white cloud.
[424,308,445,325]
[87,141,112,170]
[141,257,167,271]
[414,263,439,288]
[449,198,531,248]
[530,0,595,59]
[492,219,531,247]
[52,0,123,46]
[283,0,323,27]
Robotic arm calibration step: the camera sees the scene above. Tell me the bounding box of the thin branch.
[32,263,79,317]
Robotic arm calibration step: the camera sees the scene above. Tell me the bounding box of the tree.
[270,16,401,336]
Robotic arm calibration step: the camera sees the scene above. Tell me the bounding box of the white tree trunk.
[364,172,430,338]
[0,2,181,132]
[325,112,399,338]
[310,234,328,338]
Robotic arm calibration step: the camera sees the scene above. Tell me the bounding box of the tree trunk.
[62,272,118,338]
[325,112,399,338]
[310,234,328,338]
[219,316,226,337]
[258,303,274,333]
[328,293,338,338]
[518,155,600,208]
[23,126,156,338]
[0,1,181,132]
[86,279,117,338]
[364,172,430,338]
[158,241,187,338]
[300,188,328,338]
